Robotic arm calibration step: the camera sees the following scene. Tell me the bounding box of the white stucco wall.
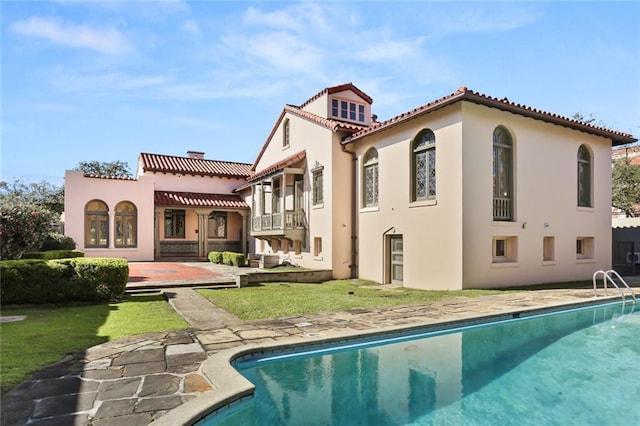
[460,102,613,288]
[353,105,464,290]
[64,170,155,261]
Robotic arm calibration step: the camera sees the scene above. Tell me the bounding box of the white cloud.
[10,16,133,54]
[426,5,540,37]
[182,20,201,36]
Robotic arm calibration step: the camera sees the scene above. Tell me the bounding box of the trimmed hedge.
[208,251,246,267]
[22,250,85,260]
[40,233,76,251]
[0,258,129,304]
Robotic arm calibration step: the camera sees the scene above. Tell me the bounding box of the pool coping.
[150,295,627,426]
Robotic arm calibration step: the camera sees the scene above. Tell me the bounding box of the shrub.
[0,258,128,304]
[208,251,223,264]
[22,250,84,260]
[40,233,76,251]
[223,251,246,267]
[0,205,55,260]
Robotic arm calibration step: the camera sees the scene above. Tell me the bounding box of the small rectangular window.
[314,237,322,257]
[341,101,348,119]
[493,236,517,263]
[349,103,356,120]
[543,236,555,262]
[576,237,594,260]
[358,105,365,122]
[331,99,339,117]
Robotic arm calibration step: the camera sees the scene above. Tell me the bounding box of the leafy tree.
[612,158,640,217]
[0,179,64,216]
[0,204,55,259]
[75,160,132,178]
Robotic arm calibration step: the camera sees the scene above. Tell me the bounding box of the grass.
[0,293,188,394]
[198,279,513,320]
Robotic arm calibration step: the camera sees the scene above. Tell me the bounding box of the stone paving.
[1,269,634,425]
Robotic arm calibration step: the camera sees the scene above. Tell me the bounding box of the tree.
[0,179,64,216]
[612,158,640,217]
[75,160,132,178]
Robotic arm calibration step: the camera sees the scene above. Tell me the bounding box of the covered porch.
[153,191,250,259]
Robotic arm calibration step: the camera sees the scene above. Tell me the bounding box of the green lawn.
[198,280,512,320]
[0,293,188,394]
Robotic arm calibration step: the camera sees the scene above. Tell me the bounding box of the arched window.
[85,200,109,248]
[283,119,290,148]
[577,145,592,207]
[493,126,514,221]
[115,201,137,247]
[363,148,379,207]
[412,129,436,201]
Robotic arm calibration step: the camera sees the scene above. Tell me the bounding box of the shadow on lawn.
[0,295,162,425]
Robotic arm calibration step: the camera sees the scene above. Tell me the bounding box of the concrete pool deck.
[1,272,637,426]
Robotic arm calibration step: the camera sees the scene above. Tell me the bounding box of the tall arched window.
[493,126,514,221]
[283,119,290,148]
[412,129,436,201]
[85,200,109,248]
[115,201,137,247]
[363,148,379,207]
[577,145,592,207]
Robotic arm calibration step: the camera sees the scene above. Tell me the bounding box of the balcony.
[251,210,306,242]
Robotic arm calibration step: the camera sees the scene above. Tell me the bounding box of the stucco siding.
[461,102,613,288]
[64,170,155,261]
[355,106,464,289]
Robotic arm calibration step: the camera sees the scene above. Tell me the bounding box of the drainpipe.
[341,141,358,279]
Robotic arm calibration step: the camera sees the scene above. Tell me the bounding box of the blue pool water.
[200,302,639,425]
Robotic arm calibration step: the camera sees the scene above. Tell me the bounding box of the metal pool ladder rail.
[593,270,637,305]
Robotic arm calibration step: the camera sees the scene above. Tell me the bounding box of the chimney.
[187,151,205,159]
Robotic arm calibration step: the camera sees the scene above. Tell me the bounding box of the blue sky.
[2,1,639,186]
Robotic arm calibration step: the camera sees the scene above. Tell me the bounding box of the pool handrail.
[592,269,637,305]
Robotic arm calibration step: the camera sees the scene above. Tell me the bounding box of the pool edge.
[149,294,626,426]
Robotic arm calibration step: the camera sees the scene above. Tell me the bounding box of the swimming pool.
[198,302,639,425]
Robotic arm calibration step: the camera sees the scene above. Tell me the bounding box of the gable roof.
[139,153,252,178]
[343,86,637,146]
[250,105,366,171]
[299,82,374,109]
[154,191,249,209]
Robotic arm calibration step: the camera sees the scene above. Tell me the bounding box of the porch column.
[240,210,248,256]
[154,208,161,259]
[196,211,210,258]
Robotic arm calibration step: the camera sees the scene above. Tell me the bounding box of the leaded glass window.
[165,209,185,238]
[363,148,379,207]
[85,200,109,248]
[412,129,436,201]
[577,145,592,207]
[115,201,137,248]
[493,126,513,221]
[208,212,227,238]
[312,169,323,205]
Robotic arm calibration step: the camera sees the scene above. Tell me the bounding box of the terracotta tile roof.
[248,150,307,182]
[250,106,366,171]
[154,191,249,209]
[83,174,137,181]
[343,86,637,146]
[140,153,252,178]
[299,82,374,109]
